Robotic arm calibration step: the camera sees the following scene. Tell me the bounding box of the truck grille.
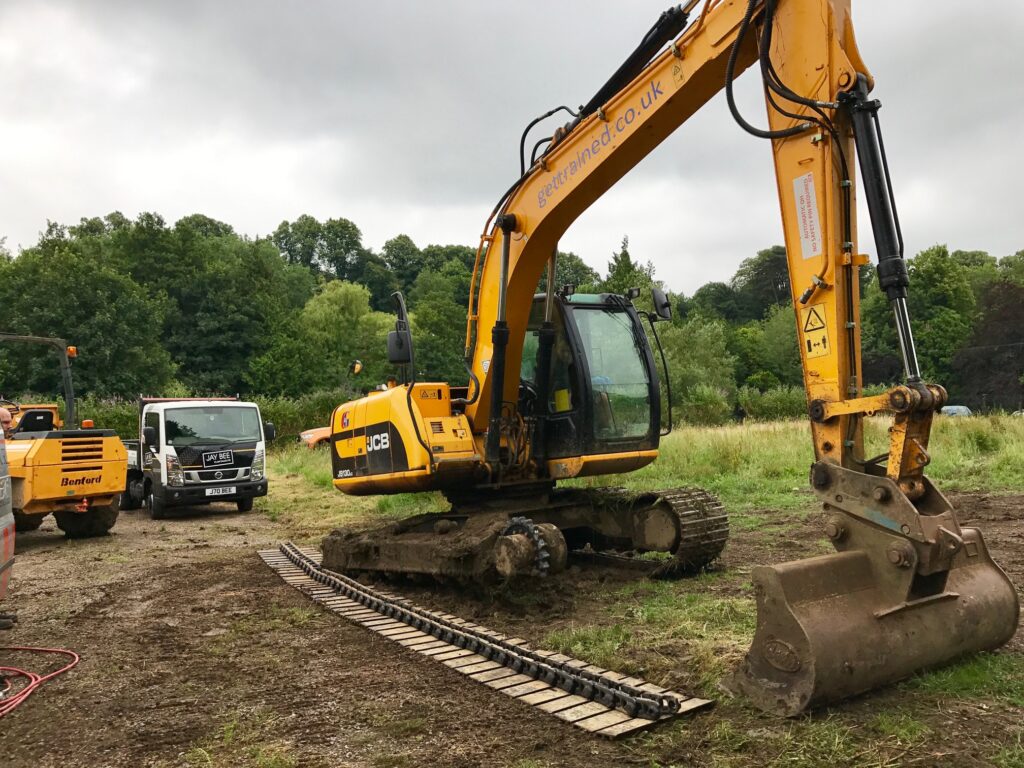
[176,443,256,469]
[61,438,104,463]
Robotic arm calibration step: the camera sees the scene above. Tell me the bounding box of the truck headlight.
[166,453,184,486]
[251,448,265,482]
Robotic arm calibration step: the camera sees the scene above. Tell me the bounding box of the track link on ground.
[260,543,712,738]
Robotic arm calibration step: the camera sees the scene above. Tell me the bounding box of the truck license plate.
[205,486,236,497]
[202,450,234,468]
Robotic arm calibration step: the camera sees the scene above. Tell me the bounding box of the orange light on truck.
[81,419,94,428]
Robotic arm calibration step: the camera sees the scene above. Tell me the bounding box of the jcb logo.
[366,433,390,452]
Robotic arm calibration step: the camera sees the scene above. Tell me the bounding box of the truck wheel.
[148,491,168,520]
[236,498,254,513]
[120,482,142,511]
[54,505,119,539]
[13,512,45,532]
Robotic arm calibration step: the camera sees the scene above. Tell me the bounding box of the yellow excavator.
[0,334,127,538]
[322,0,1019,715]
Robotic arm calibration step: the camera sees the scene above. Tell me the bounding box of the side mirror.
[263,422,276,442]
[387,330,413,365]
[143,425,157,447]
[651,287,672,322]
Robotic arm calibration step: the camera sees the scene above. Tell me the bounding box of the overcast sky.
[1,1,1022,295]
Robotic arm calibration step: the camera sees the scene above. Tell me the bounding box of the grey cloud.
[1,1,1022,290]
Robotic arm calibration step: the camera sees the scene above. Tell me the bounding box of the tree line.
[0,211,1020,423]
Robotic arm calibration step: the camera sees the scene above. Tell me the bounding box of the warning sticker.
[800,304,829,359]
[793,172,822,260]
[672,61,685,87]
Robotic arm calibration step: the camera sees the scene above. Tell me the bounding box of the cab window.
[572,307,651,439]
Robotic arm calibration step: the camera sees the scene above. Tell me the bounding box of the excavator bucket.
[727,464,1019,716]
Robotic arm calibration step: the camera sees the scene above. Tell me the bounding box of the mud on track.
[1,493,1021,767]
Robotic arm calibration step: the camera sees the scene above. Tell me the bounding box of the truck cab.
[122,398,275,518]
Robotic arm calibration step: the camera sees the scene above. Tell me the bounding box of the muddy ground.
[1,493,1022,767]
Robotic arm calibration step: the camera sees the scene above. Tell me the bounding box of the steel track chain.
[279,541,681,719]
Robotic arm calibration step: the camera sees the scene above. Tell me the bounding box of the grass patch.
[868,711,930,744]
[206,603,321,656]
[271,442,336,489]
[572,415,1024,512]
[264,444,444,538]
[905,652,1024,706]
[992,731,1024,768]
[544,577,755,694]
[182,706,296,768]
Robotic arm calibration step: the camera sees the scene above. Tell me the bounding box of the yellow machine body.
[0,335,127,536]
[6,429,127,516]
[327,0,1019,714]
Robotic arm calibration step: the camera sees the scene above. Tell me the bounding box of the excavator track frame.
[322,485,728,583]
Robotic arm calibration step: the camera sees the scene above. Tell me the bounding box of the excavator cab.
[519,292,660,463]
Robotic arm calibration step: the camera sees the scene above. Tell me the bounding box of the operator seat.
[14,409,54,433]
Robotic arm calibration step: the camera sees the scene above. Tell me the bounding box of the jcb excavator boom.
[326,0,1019,715]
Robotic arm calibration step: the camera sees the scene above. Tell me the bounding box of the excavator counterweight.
[323,0,1019,715]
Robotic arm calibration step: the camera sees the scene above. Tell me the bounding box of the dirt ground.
[1,492,1022,767]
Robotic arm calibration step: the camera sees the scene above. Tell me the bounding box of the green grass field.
[268,414,1024,526]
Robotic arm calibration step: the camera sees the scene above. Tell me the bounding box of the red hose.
[0,646,80,718]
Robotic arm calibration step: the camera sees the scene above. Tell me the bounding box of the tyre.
[120,481,143,511]
[148,490,168,520]
[54,505,119,539]
[236,498,254,513]
[13,511,45,532]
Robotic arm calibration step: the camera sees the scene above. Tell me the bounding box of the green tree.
[950,249,998,302]
[0,244,175,397]
[273,214,366,279]
[421,243,476,274]
[408,262,472,382]
[248,282,391,396]
[759,304,802,386]
[539,250,600,293]
[350,251,400,311]
[861,245,975,384]
[600,236,656,298]
[731,245,790,320]
[382,234,424,295]
[688,282,742,321]
[952,279,1024,410]
[655,318,736,424]
[1000,250,1024,286]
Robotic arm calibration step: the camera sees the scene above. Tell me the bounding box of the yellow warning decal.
[800,305,829,359]
[672,61,686,87]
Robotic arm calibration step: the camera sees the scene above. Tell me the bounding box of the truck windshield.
[572,307,651,440]
[164,407,262,446]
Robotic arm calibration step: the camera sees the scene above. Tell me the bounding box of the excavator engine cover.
[728,465,1019,715]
